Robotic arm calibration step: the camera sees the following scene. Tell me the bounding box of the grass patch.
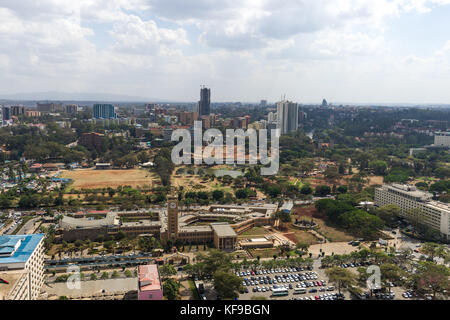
[188,279,200,300]
[238,227,270,238]
[248,248,280,259]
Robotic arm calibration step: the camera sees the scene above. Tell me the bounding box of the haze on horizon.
[1,1,450,104]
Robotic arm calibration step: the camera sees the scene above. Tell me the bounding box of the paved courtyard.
[42,278,138,299]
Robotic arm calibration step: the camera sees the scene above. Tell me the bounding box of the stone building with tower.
[162,192,238,251]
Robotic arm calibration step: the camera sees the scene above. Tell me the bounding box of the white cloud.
[1,0,450,102]
[110,15,189,54]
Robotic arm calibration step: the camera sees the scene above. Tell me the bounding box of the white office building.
[276,100,298,135]
[374,184,450,239]
[434,132,450,147]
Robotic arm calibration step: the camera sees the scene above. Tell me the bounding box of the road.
[16,217,41,235]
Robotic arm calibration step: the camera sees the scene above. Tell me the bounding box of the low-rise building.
[211,222,237,251]
[138,264,163,300]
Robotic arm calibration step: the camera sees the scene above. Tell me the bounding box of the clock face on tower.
[169,202,177,209]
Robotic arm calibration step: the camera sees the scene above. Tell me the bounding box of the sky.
[1,0,450,103]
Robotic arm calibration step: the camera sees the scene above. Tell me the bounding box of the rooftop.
[179,225,213,233]
[60,214,119,229]
[211,222,237,238]
[138,264,161,292]
[386,184,433,200]
[0,234,44,266]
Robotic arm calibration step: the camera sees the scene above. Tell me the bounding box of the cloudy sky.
[1,0,450,103]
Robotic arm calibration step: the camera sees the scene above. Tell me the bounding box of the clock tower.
[167,193,178,241]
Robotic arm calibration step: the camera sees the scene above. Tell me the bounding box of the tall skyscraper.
[198,86,211,117]
[11,106,26,116]
[2,106,11,121]
[65,104,78,115]
[277,100,298,135]
[93,104,116,119]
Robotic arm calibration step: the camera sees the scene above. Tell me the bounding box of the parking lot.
[237,266,342,300]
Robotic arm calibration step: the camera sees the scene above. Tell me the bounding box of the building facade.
[37,103,63,113]
[167,194,179,241]
[277,100,298,135]
[65,104,78,115]
[434,132,450,147]
[2,106,11,121]
[93,104,116,119]
[10,106,26,116]
[0,234,45,300]
[79,132,104,150]
[374,184,450,239]
[198,86,211,117]
[138,264,163,300]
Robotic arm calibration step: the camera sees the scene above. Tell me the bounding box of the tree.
[163,278,180,300]
[325,267,358,295]
[413,262,450,299]
[369,160,387,176]
[421,242,449,261]
[213,270,242,300]
[300,185,313,195]
[212,190,224,202]
[296,242,309,253]
[195,249,233,277]
[376,204,400,227]
[160,264,177,280]
[380,263,404,293]
[314,185,331,197]
[336,185,348,194]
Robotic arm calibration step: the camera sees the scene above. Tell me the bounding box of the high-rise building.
[276,100,298,135]
[198,86,211,117]
[93,104,116,119]
[2,106,11,121]
[10,106,26,116]
[0,234,45,300]
[36,103,63,113]
[260,100,267,108]
[268,112,276,123]
[322,99,328,107]
[65,104,78,115]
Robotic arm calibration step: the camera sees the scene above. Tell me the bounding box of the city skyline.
[1,1,450,103]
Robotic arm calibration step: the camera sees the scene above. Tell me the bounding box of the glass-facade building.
[93,104,116,119]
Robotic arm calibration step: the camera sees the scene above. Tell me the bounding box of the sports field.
[60,169,159,190]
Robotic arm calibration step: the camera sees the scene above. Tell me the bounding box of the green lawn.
[239,227,270,238]
[187,279,200,300]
